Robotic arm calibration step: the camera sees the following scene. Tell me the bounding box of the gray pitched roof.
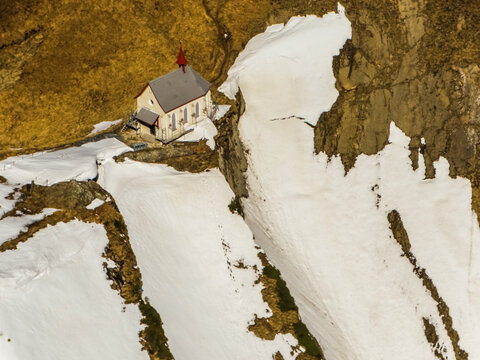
[148,65,210,113]
[135,107,159,126]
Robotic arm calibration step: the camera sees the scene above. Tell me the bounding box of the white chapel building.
[133,46,212,142]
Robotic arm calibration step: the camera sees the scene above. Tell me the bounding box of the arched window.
[148,99,154,106]
[184,108,188,124]
[172,113,176,130]
[195,102,199,118]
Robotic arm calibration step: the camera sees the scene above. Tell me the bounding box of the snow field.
[0,221,146,360]
[213,104,231,121]
[86,198,105,210]
[100,160,302,360]
[0,138,131,185]
[220,4,480,360]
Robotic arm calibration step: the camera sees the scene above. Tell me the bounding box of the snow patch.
[213,105,231,121]
[88,119,122,136]
[219,6,351,126]
[178,117,218,149]
[0,183,18,217]
[86,198,105,210]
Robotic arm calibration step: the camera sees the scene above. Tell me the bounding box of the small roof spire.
[176,43,187,73]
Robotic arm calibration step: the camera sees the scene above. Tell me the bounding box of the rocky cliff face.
[215,0,480,228]
[314,0,480,216]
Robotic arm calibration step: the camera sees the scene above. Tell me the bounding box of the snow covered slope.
[0,221,146,360]
[220,5,480,360]
[100,160,301,360]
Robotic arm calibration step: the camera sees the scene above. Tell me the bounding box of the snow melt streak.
[220,5,480,360]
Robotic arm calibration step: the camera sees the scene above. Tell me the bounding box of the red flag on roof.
[176,44,187,73]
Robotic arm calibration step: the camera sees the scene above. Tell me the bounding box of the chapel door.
[172,113,176,131]
[184,108,188,124]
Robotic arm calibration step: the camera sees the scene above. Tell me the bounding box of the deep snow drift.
[100,161,301,360]
[220,4,480,360]
[0,221,146,360]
